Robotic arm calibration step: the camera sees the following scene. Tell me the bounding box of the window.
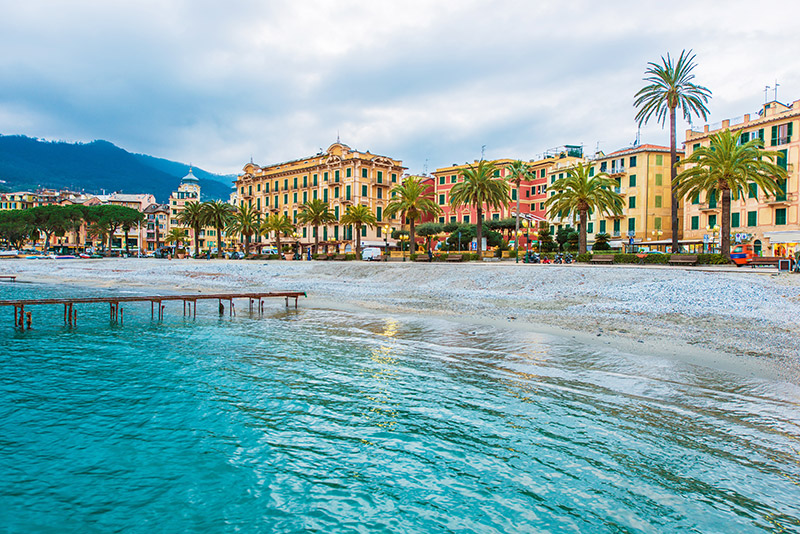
[748,211,757,227]
[391,173,397,183]
[613,219,620,235]
[334,206,339,220]
[361,168,367,178]
[377,188,382,199]
[313,174,318,186]
[629,156,637,167]
[256,198,260,210]
[293,177,298,189]
[323,188,328,202]
[283,179,288,191]
[654,217,662,230]
[335,170,340,182]
[511,189,517,201]
[303,227,307,238]
[361,226,367,237]
[438,217,444,224]
[708,191,717,209]
[273,195,278,208]
[655,154,663,165]
[283,194,288,205]
[265,182,270,193]
[346,168,352,178]
[776,178,787,201]
[324,171,329,182]
[293,192,297,203]
[629,175,636,187]
[693,143,700,152]
[377,207,382,222]
[377,171,383,184]
[275,180,279,191]
[708,214,717,228]
[749,183,758,199]
[599,220,606,233]
[334,187,339,199]
[772,123,793,146]
[539,202,545,211]
[540,169,545,178]
[629,196,636,209]
[628,218,635,232]
[345,185,351,201]
[303,191,307,203]
[451,176,457,184]
[731,212,740,228]
[451,216,457,223]
[600,162,607,172]
[248,185,253,195]
[655,196,662,208]
[492,213,500,220]
[257,184,261,192]
[439,176,445,185]
[691,216,699,230]
[589,166,595,177]
[655,174,663,186]
[463,215,470,223]
[362,185,368,196]
[493,169,500,177]
[777,149,788,171]
[439,194,445,205]
[313,190,317,200]
[303,176,308,187]
[587,222,594,234]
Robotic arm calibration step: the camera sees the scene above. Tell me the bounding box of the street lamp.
[398,234,409,262]
[651,229,663,252]
[705,224,720,253]
[383,224,390,261]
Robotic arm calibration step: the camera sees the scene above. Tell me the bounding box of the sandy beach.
[4,258,800,383]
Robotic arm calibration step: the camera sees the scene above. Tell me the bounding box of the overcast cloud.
[1,0,799,175]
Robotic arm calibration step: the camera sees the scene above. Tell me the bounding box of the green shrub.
[576,253,592,262]
[409,253,418,261]
[612,254,639,264]
[344,253,357,261]
[643,254,670,264]
[697,253,729,264]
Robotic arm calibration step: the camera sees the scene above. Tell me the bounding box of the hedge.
[576,253,729,265]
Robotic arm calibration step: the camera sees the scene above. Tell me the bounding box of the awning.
[763,231,800,244]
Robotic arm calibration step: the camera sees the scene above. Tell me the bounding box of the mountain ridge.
[0,135,234,203]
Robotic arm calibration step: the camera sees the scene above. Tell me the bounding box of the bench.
[333,254,347,261]
[446,254,463,262]
[590,254,615,264]
[669,254,698,265]
[414,255,430,262]
[749,257,781,268]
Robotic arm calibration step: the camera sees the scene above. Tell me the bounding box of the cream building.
[682,98,799,256]
[235,142,406,252]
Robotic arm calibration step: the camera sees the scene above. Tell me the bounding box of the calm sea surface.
[1,283,799,533]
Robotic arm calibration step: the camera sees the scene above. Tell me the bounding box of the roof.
[605,144,674,157]
[181,168,199,183]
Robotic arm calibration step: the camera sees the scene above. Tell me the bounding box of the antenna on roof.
[481,145,486,160]
[424,158,428,176]
[635,127,641,147]
[774,79,780,102]
[765,85,771,104]
[337,131,340,144]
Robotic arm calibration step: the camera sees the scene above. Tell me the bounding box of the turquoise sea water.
[1,283,799,533]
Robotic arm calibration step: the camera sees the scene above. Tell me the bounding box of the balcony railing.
[698,203,720,211]
[609,166,626,175]
[765,192,796,205]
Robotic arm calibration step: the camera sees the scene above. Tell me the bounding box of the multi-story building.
[143,204,170,251]
[168,168,218,253]
[682,98,799,257]
[546,144,681,250]
[235,141,406,252]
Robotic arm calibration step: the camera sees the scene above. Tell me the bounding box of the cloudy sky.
[1,0,799,175]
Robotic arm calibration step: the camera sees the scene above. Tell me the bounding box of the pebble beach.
[5,258,800,383]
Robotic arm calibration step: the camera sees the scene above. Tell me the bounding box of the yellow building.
[235,142,406,252]
[682,98,799,257]
[167,169,220,253]
[547,144,681,250]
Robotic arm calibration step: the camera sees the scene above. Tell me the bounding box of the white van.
[361,247,382,261]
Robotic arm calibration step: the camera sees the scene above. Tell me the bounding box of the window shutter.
[788,122,794,142]
[771,125,778,146]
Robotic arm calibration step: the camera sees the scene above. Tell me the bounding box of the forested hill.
[0,135,234,203]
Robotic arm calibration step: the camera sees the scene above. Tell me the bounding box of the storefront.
[763,231,800,258]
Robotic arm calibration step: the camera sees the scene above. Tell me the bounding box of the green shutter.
[629,175,636,187]
[629,196,636,209]
[776,208,787,225]
[748,183,758,199]
[771,125,778,146]
[788,122,794,143]
[731,213,740,228]
[628,218,635,232]
[747,211,757,226]
[691,216,699,230]
[599,220,606,233]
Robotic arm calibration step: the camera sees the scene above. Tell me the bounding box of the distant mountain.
[0,135,234,203]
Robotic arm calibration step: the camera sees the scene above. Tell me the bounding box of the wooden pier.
[0,291,306,329]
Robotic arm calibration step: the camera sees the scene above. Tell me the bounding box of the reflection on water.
[1,283,799,532]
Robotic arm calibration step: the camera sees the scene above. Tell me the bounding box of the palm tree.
[260,214,295,258]
[340,204,378,256]
[675,129,787,260]
[449,160,509,253]
[164,228,188,253]
[177,201,206,256]
[634,49,712,253]
[297,199,336,255]
[202,200,235,258]
[545,162,624,254]
[385,176,441,255]
[505,160,534,260]
[226,203,261,256]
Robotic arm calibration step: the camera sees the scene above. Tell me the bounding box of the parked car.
[362,247,382,261]
[226,251,245,260]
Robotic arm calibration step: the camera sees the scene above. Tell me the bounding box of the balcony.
[698,203,720,212]
[608,166,626,176]
[613,186,626,196]
[765,192,796,206]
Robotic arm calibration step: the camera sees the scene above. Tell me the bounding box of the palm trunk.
[579,209,588,254]
[245,234,251,256]
[276,234,282,259]
[721,187,731,261]
[515,181,521,259]
[355,224,362,256]
[314,225,320,256]
[216,225,223,258]
[124,229,130,255]
[670,105,679,253]
[194,227,200,257]
[409,218,416,256]
[476,206,483,253]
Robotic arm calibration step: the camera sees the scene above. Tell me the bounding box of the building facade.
[547,144,682,250]
[682,99,799,257]
[234,142,406,252]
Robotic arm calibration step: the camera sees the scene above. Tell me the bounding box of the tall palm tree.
[297,199,336,255]
[202,200,235,258]
[634,49,712,253]
[177,201,206,256]
[675,129,786,260]
[545,162,624,254]
[260,213,295,258]
[226,203,261,256]
[164,228,188,252]
[449,160,509,253]
[340,204,377,256]
[505,160,534,259]
[385,176,441,255]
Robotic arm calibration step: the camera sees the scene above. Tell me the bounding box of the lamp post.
[383,224,390,262]
[399,234,408,261]
[705,224,720,253]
